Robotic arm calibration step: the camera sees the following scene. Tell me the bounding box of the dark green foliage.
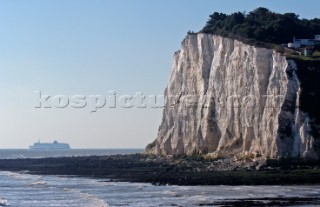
[187,30,197,35]
[201,8,320,45]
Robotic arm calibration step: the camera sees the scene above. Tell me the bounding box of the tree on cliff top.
[201,8,320,45]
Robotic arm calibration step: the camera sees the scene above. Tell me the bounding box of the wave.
[63,188,109,207]
[0,171,41,181]
[0,197,8,206]
[80,192,109,207]
[30,180,47,185]
[162,190,180,197]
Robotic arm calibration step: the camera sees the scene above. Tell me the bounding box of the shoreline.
[0,154,320,186]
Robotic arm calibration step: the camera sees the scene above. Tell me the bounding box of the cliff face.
[146,34,320,159]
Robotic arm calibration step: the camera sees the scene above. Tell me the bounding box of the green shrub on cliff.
[201,8,320,45]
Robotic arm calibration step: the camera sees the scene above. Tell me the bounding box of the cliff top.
[199,8,320,47]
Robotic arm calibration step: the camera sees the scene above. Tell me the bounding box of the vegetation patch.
[200,8,320,46]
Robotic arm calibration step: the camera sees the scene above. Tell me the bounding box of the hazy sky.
[0,0,319,149]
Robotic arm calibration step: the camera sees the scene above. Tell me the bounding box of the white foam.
[162,190,180,197]
[0,171,41,181]
[80,192,109,207]
[63,188,109,207]
[0,197,8,206]
[30,180,47,185]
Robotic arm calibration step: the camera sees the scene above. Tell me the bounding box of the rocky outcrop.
[146,34,320,159]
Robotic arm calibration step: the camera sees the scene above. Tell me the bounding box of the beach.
[0,153,320,186]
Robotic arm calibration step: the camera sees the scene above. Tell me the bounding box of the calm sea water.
[0,150,320,206]
[0,149,143,159]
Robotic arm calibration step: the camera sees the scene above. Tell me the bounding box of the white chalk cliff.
[146,34,320,159]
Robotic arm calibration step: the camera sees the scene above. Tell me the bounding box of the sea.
[0,149,320,207]
[0,149,143,159]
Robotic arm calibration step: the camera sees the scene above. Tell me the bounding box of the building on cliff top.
[288,35,320,49]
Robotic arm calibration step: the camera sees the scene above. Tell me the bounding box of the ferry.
[29,140,71,150]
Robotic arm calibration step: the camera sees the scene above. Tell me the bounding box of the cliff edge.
[146,34,320,159]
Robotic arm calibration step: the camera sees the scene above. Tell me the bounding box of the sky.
[0,0,319,149]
